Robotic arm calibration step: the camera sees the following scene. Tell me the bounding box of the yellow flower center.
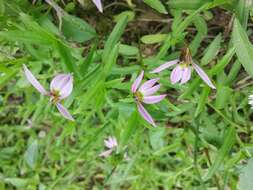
[179,62,189,68]
[135,91,143,102]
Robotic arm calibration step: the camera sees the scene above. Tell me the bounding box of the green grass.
[0,0,253,189]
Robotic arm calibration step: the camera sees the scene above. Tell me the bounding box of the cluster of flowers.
[23,2,217,156]
[23,47,216,126]
[23,1,253,159]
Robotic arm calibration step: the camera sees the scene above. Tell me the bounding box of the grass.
[0,0,253,189]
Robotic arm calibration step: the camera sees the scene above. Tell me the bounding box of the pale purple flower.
[23,65,74,121]
[131,71,166,127]
[92,0,103,13]
[99,136,118,157]
[150,48,216,89]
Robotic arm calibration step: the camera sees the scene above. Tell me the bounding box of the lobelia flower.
[23,65,74,121]
[151,47,216,89]
[99,136,118,157]
[131,71,166,127]
[92,0,103,13]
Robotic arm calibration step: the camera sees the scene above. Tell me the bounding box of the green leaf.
[24,140,39,170]
[141,34,167,44]
[201,33,222,65]
[0,0,5,16]
[0,30,51,45]
[114,11,135,22]
[62,14,96,43]
[102,14,128,64]
[157,2,211,59]
[149,128,165,150]
[168,0,211,9]
[118,44,139,56]
[80,44,97,75]
[224,60,242,85]
[190,15,207,55]
[103,43,119,76]
[143,0,168,14]
[194,87,210,117]
[238,158,253,190]
[235,0,252,28]
[204,127,236,181]
[54,41,80,77]
[232,18,253,78]
[215,85,232,109]
[120,111,139,147]
[4,178,28,188]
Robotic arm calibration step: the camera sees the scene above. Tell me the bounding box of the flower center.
[180,47,192,66]
[134,91,143,102]
[50,89,60,104]
[179,62,189,68]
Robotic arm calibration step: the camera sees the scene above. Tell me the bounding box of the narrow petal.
[109,136,117,147]
[104,139,114,149]
[131,71,144,93]
[180,67,192,84]
[56,103,74,121]
[170,65,183,84]
[150,59,178,73]
[92,0,103,13]
[23,65,48,95]
[139,78,159,94]
[137,102,156,127]
[142,94,166,104]
[192,63,216,89]
[50,74,73,99]
[99,149,113,157]
[142,84,161,96]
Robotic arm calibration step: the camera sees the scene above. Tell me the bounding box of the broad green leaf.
[120,111,139,147]
[232,19,253,78]
[149,128,165,150]
[104,43,119,77]
[114,11,135,22]
[168,0,211,9]
[102,14,128,63]
[62,14,96,43]
[0,30,51,45]
[190,15,207,55]
[80,44,97,75]
[24,140,39,170]
[143,0,168,14]
[204,127,236,180]
[201,33,222,65]
[54,41,80,77]
[4,178,28,188]
[235,0,252,28]
[118,44,139,56]
[141,34,167,44]
[215,85,232,109]
[224,60,241,85]
[194,87,210,117]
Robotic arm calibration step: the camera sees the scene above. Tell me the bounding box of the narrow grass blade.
[204,127,236,181]
[232,18,253,78]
